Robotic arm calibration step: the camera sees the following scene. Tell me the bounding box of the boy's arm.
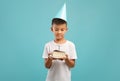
[44,53,53,68]
[65,58,75,68]
[64,54,75,68]
[44,57,53,69]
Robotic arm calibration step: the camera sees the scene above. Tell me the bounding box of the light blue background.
[0,0,120,81]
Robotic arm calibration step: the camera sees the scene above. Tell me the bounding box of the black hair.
[52,18,67,25]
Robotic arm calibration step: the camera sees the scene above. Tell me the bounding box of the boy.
[42,18,77,81]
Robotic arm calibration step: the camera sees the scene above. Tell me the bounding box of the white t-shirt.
[42,40,77,81]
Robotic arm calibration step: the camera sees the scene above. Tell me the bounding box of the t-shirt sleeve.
[69,43,77,59]
[42,44,48,58]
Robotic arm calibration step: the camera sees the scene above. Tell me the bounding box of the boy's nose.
[58,30,62,33]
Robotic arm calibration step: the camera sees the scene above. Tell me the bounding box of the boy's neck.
[54,38,66,44]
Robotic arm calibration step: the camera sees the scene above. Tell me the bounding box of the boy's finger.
[65,54,68,58]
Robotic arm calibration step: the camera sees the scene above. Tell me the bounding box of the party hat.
[55,3,67,21]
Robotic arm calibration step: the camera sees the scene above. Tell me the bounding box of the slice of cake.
[52,50,66,59]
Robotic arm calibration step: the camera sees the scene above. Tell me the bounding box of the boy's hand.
[45,53,53,69]
[48,53,53,60]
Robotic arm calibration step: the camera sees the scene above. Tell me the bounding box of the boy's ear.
[66,27,68,31]
[51,27,53,31]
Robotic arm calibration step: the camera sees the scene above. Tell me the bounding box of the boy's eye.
[54,28,66,31]
[55,29,59,31]
[61,29,65,31]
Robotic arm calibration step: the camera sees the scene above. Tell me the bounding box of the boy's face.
[51,24,68,40]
